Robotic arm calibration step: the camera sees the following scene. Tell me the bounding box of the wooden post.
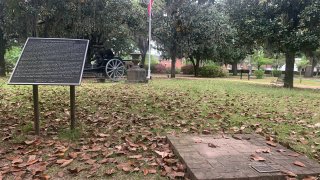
[33,85,40,135]
[70,86,76,130]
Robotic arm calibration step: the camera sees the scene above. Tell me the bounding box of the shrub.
[150,64,166,74]
[181,64,194,75]
[5,46,22,73]
[272,70,282,77]
[221,66,230,77]
[254,69,265,79]
[199,65,226,78]
[166,68,180,74]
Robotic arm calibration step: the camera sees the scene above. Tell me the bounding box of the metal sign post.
[70,86,76,130]
[33,85,40,135]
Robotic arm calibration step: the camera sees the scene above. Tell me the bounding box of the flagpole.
[147,1,152,79]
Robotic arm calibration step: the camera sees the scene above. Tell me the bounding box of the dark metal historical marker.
[251,164,280,173]
[9,38,89,85]
[8,38,89,135]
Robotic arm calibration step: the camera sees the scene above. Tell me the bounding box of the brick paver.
[167,134,320,180]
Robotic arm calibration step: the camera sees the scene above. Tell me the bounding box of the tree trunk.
[190,56,197,77]
[232,62,238,76]
[284,52,295,88]
[305,51,314,77]
[171,53,176,78]
[304,65,313,77]
[299,70,302,83]
[170,38,177,78]
[0,28,6,77]
[312,57,317,76]
[32,14,38,37]
[140,53,146,68]
[304,50,319,77]
[195,56,200,77]
[137,36,148,68]
[43,18,49,38]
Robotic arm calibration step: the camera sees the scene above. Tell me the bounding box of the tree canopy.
[226,0,320,88]
[0,0,320,89]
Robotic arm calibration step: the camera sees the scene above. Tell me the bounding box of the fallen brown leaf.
[148,142,156,149]
[132,167,140,172]
[202,130,210,135]
[288,153,300,157]
[27,155,36,162]
[105,168,116,176]
[266,141,277,147]
[138,143,148,151]
[194,139,202,143]
[128,155,143,159]
[26,155,38,166]
[125,138,139,148]
[213,113,222,119]
[57,172,64,177]
[117,163,133,172]
[26,159,38,166]
[55,147,69,154]
[40,174,50,180]
[56,159,73,168]
[302,176,317,180]
[12,158,23,164]
[85,159,96,165]
[208,143,218,148]
[143,169,149,176]
[12,170,26,179]
[293,161,306,167]
[2,136,11,141]
[155,150,169,158]
[24,139,37,145]
[87,145,101,152]
[255,148,271,153]
[266,136,274,141]
[98,133,109,138]
[281,170,297,177]
[164,165,172,174]
[164,158,177,164]
[27,162,47,175]
[255,128,263,133]
[68,152,79,159]
[148,169,157,174]
[277,149,286,153]
[168,171,185,178]
[176,162,186,171]
[250,154,266,162]
[182,128,189,133]
[67,167,83,174]
[232,135,242,140]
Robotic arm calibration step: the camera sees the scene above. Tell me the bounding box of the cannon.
[83,48,126,81]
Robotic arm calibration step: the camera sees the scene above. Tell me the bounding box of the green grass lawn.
[0,77,320,179]
[226,74,320,87]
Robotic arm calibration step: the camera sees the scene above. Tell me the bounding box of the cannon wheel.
[105,59,125,81]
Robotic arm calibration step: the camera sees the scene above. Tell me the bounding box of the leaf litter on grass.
[1,78,320,179]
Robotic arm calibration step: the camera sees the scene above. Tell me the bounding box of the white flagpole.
[147,2,152,79]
